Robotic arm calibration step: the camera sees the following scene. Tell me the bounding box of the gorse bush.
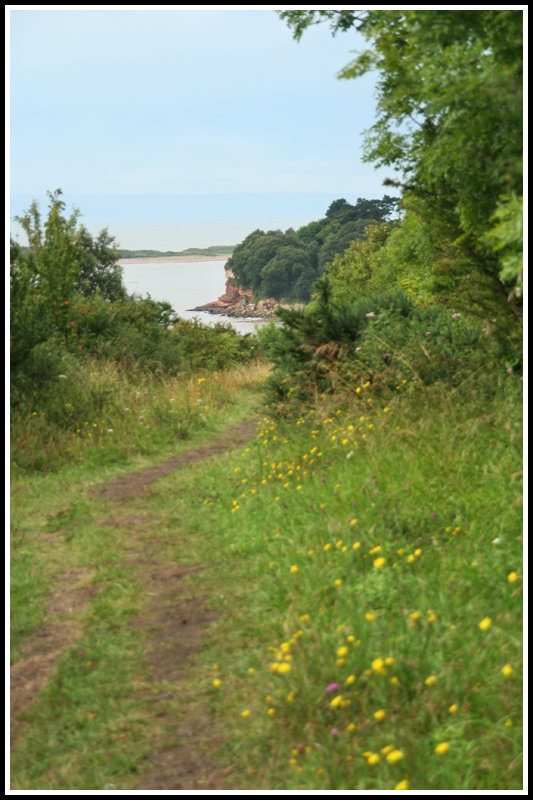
[258,278,518,409]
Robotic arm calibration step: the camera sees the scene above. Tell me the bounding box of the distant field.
[118,245,234,259]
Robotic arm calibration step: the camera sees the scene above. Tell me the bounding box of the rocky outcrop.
[192,267,303,319]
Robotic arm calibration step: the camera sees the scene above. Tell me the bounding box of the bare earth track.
[11,418,259,790]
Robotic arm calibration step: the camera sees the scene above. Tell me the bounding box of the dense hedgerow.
[257,278,521,409]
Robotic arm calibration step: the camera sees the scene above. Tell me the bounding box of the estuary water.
[118,259,266,335]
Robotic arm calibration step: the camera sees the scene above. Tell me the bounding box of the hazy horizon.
[9,8,395,251]
[9,190,393,252]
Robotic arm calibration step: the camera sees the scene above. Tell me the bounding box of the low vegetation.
[10,8,522,791]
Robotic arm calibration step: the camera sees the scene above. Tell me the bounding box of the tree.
[76,226,125,301]
[280,10,523,321]
[260,244,314,300]
[10,190,125,372]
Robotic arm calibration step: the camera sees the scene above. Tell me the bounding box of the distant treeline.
[226,196,399,303]
[118,245,234,259]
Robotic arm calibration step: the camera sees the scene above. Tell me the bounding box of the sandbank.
[117,255,229,265]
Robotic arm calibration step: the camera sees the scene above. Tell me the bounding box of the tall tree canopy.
[279,10,523,320]
[227,195,398,302]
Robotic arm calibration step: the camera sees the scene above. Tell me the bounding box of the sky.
[8,5,394,251]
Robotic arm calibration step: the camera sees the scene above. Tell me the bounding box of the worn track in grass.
[11,417,259,790]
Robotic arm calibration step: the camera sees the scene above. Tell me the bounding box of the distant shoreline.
[117,255,229,265]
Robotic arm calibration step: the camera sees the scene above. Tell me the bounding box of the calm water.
[119,259,267,335]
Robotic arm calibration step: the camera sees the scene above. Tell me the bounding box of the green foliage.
[325,222,394,303]
[226,196,399,302]
[11,193,261,412]
[280,10,523,323]
[10,191,123,379]
[76,226,125,301]
[483,193,523,310]
[259,276,519,409]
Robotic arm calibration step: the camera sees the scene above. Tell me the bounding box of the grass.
[9,357,523,790]
[10,356,267,474]
[157,372,523,790]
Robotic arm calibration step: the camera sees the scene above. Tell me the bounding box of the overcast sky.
[9,6,393,250]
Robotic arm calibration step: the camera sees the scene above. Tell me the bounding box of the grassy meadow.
[9,345,523,790]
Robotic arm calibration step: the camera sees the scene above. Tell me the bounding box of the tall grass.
[178,369,523,790]
[10,357,270,473]
[9,340,523,789]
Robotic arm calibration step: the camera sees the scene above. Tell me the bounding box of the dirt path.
[11,417,259,790]
[95,417,258,502]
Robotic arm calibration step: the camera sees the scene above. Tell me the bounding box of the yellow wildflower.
[373,557,386,568]
[502,664,513,677]
[435,742,450,755]
[508,572,518,582]
[373,709,386,721]
[478,617,492,631]
[395,780,409,790]
[386,750,404,763]
[449,704,459,714]
[425,675,437,686]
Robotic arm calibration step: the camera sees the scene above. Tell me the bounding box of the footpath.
[11,417,259,790]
